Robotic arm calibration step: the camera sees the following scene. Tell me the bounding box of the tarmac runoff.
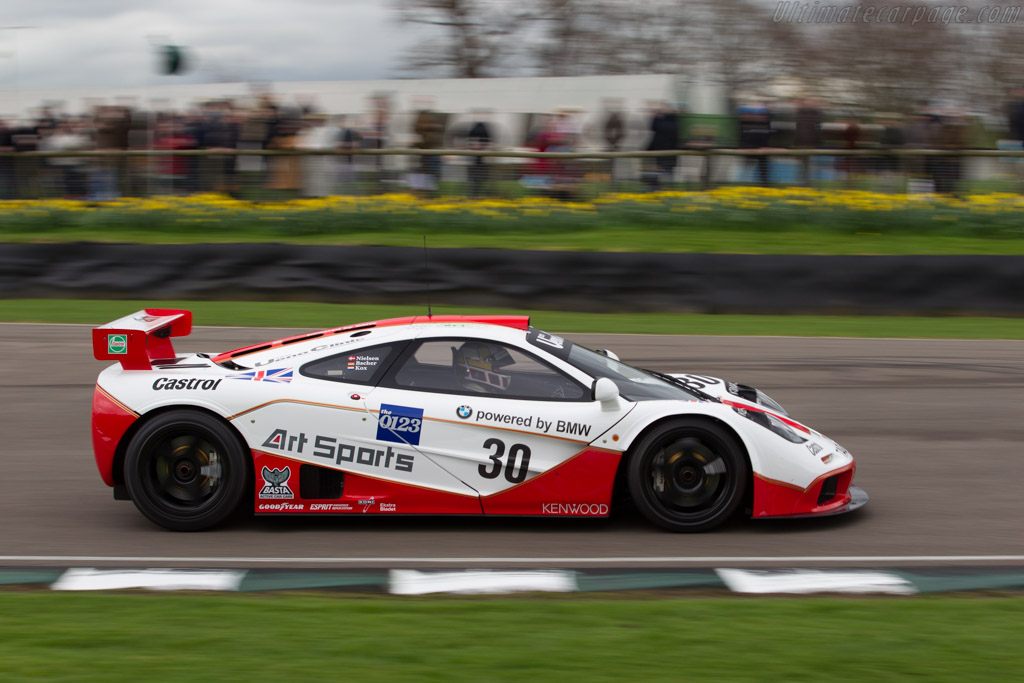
[5,327,1024,593]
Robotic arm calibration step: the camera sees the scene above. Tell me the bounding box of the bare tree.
[956,2,1024,122]
[393,0,531,78]
[687,0,807,108]
[529,0,696,77]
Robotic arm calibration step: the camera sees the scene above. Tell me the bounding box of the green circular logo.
[108,334,128,355]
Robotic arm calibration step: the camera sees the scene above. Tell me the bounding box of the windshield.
[566,344,703,401]
[524,328,701,402]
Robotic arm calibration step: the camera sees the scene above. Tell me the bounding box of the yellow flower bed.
[3,188,1024,216]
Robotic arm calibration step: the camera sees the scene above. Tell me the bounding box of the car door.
[294,340,481,502]
[366,336,634,515]
[239,339,481,513]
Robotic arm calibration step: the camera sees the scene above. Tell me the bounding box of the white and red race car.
[91,309,867,532]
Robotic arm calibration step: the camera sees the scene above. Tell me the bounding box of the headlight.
[753,390,787,416]
[733,406,807,443]
[727,382,788,416]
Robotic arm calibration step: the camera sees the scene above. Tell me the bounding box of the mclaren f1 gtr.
[91,310,867,531]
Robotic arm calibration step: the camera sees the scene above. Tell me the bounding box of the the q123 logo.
[377,404,424,445]
[456,405,473,419]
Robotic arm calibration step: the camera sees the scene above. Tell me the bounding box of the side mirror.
[596,348,620,361]
[593,377,620,402]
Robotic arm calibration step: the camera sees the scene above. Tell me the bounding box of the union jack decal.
[228,368,293,383]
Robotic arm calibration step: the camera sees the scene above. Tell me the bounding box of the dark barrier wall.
[2,243,1022,315]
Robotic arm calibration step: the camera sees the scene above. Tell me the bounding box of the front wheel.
[124,410,249,531]
[627,418,748,532]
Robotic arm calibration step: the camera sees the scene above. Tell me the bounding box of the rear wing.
[92,309,193,370]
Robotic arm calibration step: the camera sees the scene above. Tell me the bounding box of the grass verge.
[3,299,1024,339]
[0,592,1021,681]
[10,226,1024,255]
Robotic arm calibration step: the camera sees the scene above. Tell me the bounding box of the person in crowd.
[193,100,238,194]
[646,101,680,190]
[0,119,17,199]
[877,113,905,182]
[466,109,494,198]
[362,94,390,192]
[933,112,967,195]
[40,118,89,198]
[737,102,772,186]
[412,96,445,193]
[153,117,196,195]
[297,113,339,197]
[334,114,361,194]
[266,117,303,197]
[840,115,861,184]
[1008,87,1024,143]
[235,95,279,185]
[903,108,934,188]
[603,99,626,152]
[602,98,626,187]
[793,97,823,185]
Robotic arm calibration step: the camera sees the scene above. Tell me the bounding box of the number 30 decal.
[479,438,532,484]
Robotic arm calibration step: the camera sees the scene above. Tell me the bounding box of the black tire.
[124,409,249,531]
[627,418,749,532]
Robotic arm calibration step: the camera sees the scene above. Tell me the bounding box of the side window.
[388,339,586,401]
[301,343,402,385]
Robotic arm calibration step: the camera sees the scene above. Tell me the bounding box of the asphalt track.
[3,324,1023,569]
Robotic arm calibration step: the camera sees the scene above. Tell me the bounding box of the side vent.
[299,464,345,500]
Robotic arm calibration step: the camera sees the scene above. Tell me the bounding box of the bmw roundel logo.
[456,405,472,419]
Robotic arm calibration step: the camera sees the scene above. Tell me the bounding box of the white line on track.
[2,555,1024,565]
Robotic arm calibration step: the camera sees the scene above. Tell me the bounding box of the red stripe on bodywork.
[481,447,622,516]
[720,399,811,434]
[752,462,856,517]
[91,385,139,487]
[252,452,482,515]
[214,315,531,364]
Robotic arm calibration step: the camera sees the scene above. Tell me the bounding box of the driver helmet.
[453,342,514,393]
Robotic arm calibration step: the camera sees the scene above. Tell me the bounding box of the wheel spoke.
[142,432,224,509]
[703,457,726,476]
[649,436,729,513]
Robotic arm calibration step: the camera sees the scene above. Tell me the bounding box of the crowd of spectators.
[0,88,1016,200]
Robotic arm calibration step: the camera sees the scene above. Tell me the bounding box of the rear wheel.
[124,410,249,531]
[627,418,748,532]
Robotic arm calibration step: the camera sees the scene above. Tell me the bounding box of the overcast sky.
[0,0,415,90]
